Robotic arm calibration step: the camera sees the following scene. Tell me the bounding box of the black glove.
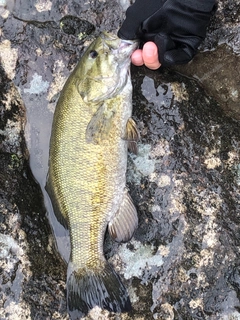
[118,0,217,66]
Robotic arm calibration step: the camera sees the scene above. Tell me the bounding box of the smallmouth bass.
[46,32,139,318]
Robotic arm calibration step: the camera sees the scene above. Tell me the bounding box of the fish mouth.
[119,39,138,50]
[101,32,138,56]
[118,39,138,57]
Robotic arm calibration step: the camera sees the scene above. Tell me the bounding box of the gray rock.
[0,0,240,319]
[0,64,68,319]
[174,0,240,119]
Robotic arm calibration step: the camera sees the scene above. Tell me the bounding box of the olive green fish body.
[46,32,138,317]
[50,81,130,265]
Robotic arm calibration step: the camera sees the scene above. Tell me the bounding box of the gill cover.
[76,32,133,103]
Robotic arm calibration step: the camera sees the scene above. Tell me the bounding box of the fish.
[46,32,139,318]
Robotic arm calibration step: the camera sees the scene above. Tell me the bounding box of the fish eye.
[89,50,98,59]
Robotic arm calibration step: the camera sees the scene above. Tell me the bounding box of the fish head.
[75,32,138,103]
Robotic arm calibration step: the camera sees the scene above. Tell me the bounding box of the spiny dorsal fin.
[124,118,140,154]
[108,189,138,242]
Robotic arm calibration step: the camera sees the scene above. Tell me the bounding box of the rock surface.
[0,0,240,319]
[174,0,240,119]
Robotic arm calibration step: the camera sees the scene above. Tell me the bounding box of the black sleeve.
[118,0,217,66]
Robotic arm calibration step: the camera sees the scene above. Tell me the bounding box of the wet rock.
[174,45,240,120]
[120,66,240,319]
[0,0,240,319]
[0,65,67,319]
[173,0,240,120]
[99,66,240,319]
[60,15,95,41]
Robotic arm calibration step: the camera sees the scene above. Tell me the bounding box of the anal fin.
[108,189,138,242]
[123,118,140,154]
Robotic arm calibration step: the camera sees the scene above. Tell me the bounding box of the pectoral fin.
[108,189,138,242]
[86,102,115,144]
[124,118,140,154]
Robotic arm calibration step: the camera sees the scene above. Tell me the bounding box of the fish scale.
[46,32,139,318]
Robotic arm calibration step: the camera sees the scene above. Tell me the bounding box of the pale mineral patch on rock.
[150,139,171,158]
[0,211,32,320]
[128,144,156,185]
[35,0,52,12]
[168,179,187,215]
[85,306,111,320]
[24,72,49,95]
[0,119,23,156]
[189,298,203,310]
[170,82,189,102]
[111,239,163,282]
[0,6,9,18]
[157,174,171,187]
[47,59,68,112]
[204,156,222,169]
[0,40,18,79]
[153,302,175,320]
[2,301,31,320]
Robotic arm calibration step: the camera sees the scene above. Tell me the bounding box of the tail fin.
[67,261,131,318]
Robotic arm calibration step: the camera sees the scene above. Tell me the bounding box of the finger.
[142,42,161,70]
[131,49,144,66]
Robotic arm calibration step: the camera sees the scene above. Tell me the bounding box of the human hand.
[118,0,217,68]
[131,42,161,70]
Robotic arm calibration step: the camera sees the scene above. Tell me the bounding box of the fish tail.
[67,261,131,318]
